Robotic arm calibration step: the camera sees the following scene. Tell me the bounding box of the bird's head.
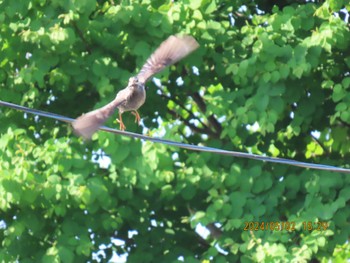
[128,76,139,86]
[128,76,144,92]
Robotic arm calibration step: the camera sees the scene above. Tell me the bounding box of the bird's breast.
[117,85,146,113]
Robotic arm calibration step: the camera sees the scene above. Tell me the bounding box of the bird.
[72,34,199,139]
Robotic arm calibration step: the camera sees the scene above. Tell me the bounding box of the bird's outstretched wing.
[72,97,126,139]
[137,35,199,83]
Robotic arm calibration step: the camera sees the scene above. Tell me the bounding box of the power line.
[1,100,349,173]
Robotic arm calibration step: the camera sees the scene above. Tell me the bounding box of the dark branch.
[72,21,92,54]
[167,109,212,135]
[339,120,350,129]
[160,94,220,137]
[206,223,222,239]
[310,133,329,155]
[160,94,208,128]
[191,92,223,135]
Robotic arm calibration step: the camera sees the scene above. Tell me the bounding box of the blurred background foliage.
[0,0,350,262]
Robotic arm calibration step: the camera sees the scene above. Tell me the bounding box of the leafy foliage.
[0,0,350,262]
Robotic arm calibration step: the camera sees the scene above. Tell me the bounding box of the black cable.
[1,100,349,173]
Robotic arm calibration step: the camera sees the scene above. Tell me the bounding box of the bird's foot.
[131,111,141,125]
[116,112,126,131]
[116,118,126,131]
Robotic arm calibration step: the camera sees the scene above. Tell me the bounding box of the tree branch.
[310,133,328,155]
[191,92,223,135]
[206,223,222,239]
[72,21,92,54]
[338,120,350,129]
[167,109,212,135]
[160,94,208,128]
[160,94,219,137]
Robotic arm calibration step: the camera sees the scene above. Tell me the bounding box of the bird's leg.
[131,110,141,125]
[116,112,126,131]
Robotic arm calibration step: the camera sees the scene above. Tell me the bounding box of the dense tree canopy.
[0,0,350,262]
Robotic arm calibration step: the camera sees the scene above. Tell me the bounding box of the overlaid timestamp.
[243,221,330,231]
[302,221,329,231]
[244,221,296,231]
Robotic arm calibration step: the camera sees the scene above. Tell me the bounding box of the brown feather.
[137,35,199,83]
[72,97,125,139]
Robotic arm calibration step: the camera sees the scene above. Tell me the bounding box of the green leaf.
[256,95,269,111]
[193,211,205,221]
[188,0,202,10]
[315,2,331,19]
[72,0,96,14]
[181,184,196,200]
[205,1,216,14]
[192,10,203,20]
[207,20,222,31]
[329,0,343,11]
[340,111,350,122]
[149,12,163,27]
[133,41,150,57]
[58,246,74,263]
[332,84,345,102]
[336,102,347,111]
